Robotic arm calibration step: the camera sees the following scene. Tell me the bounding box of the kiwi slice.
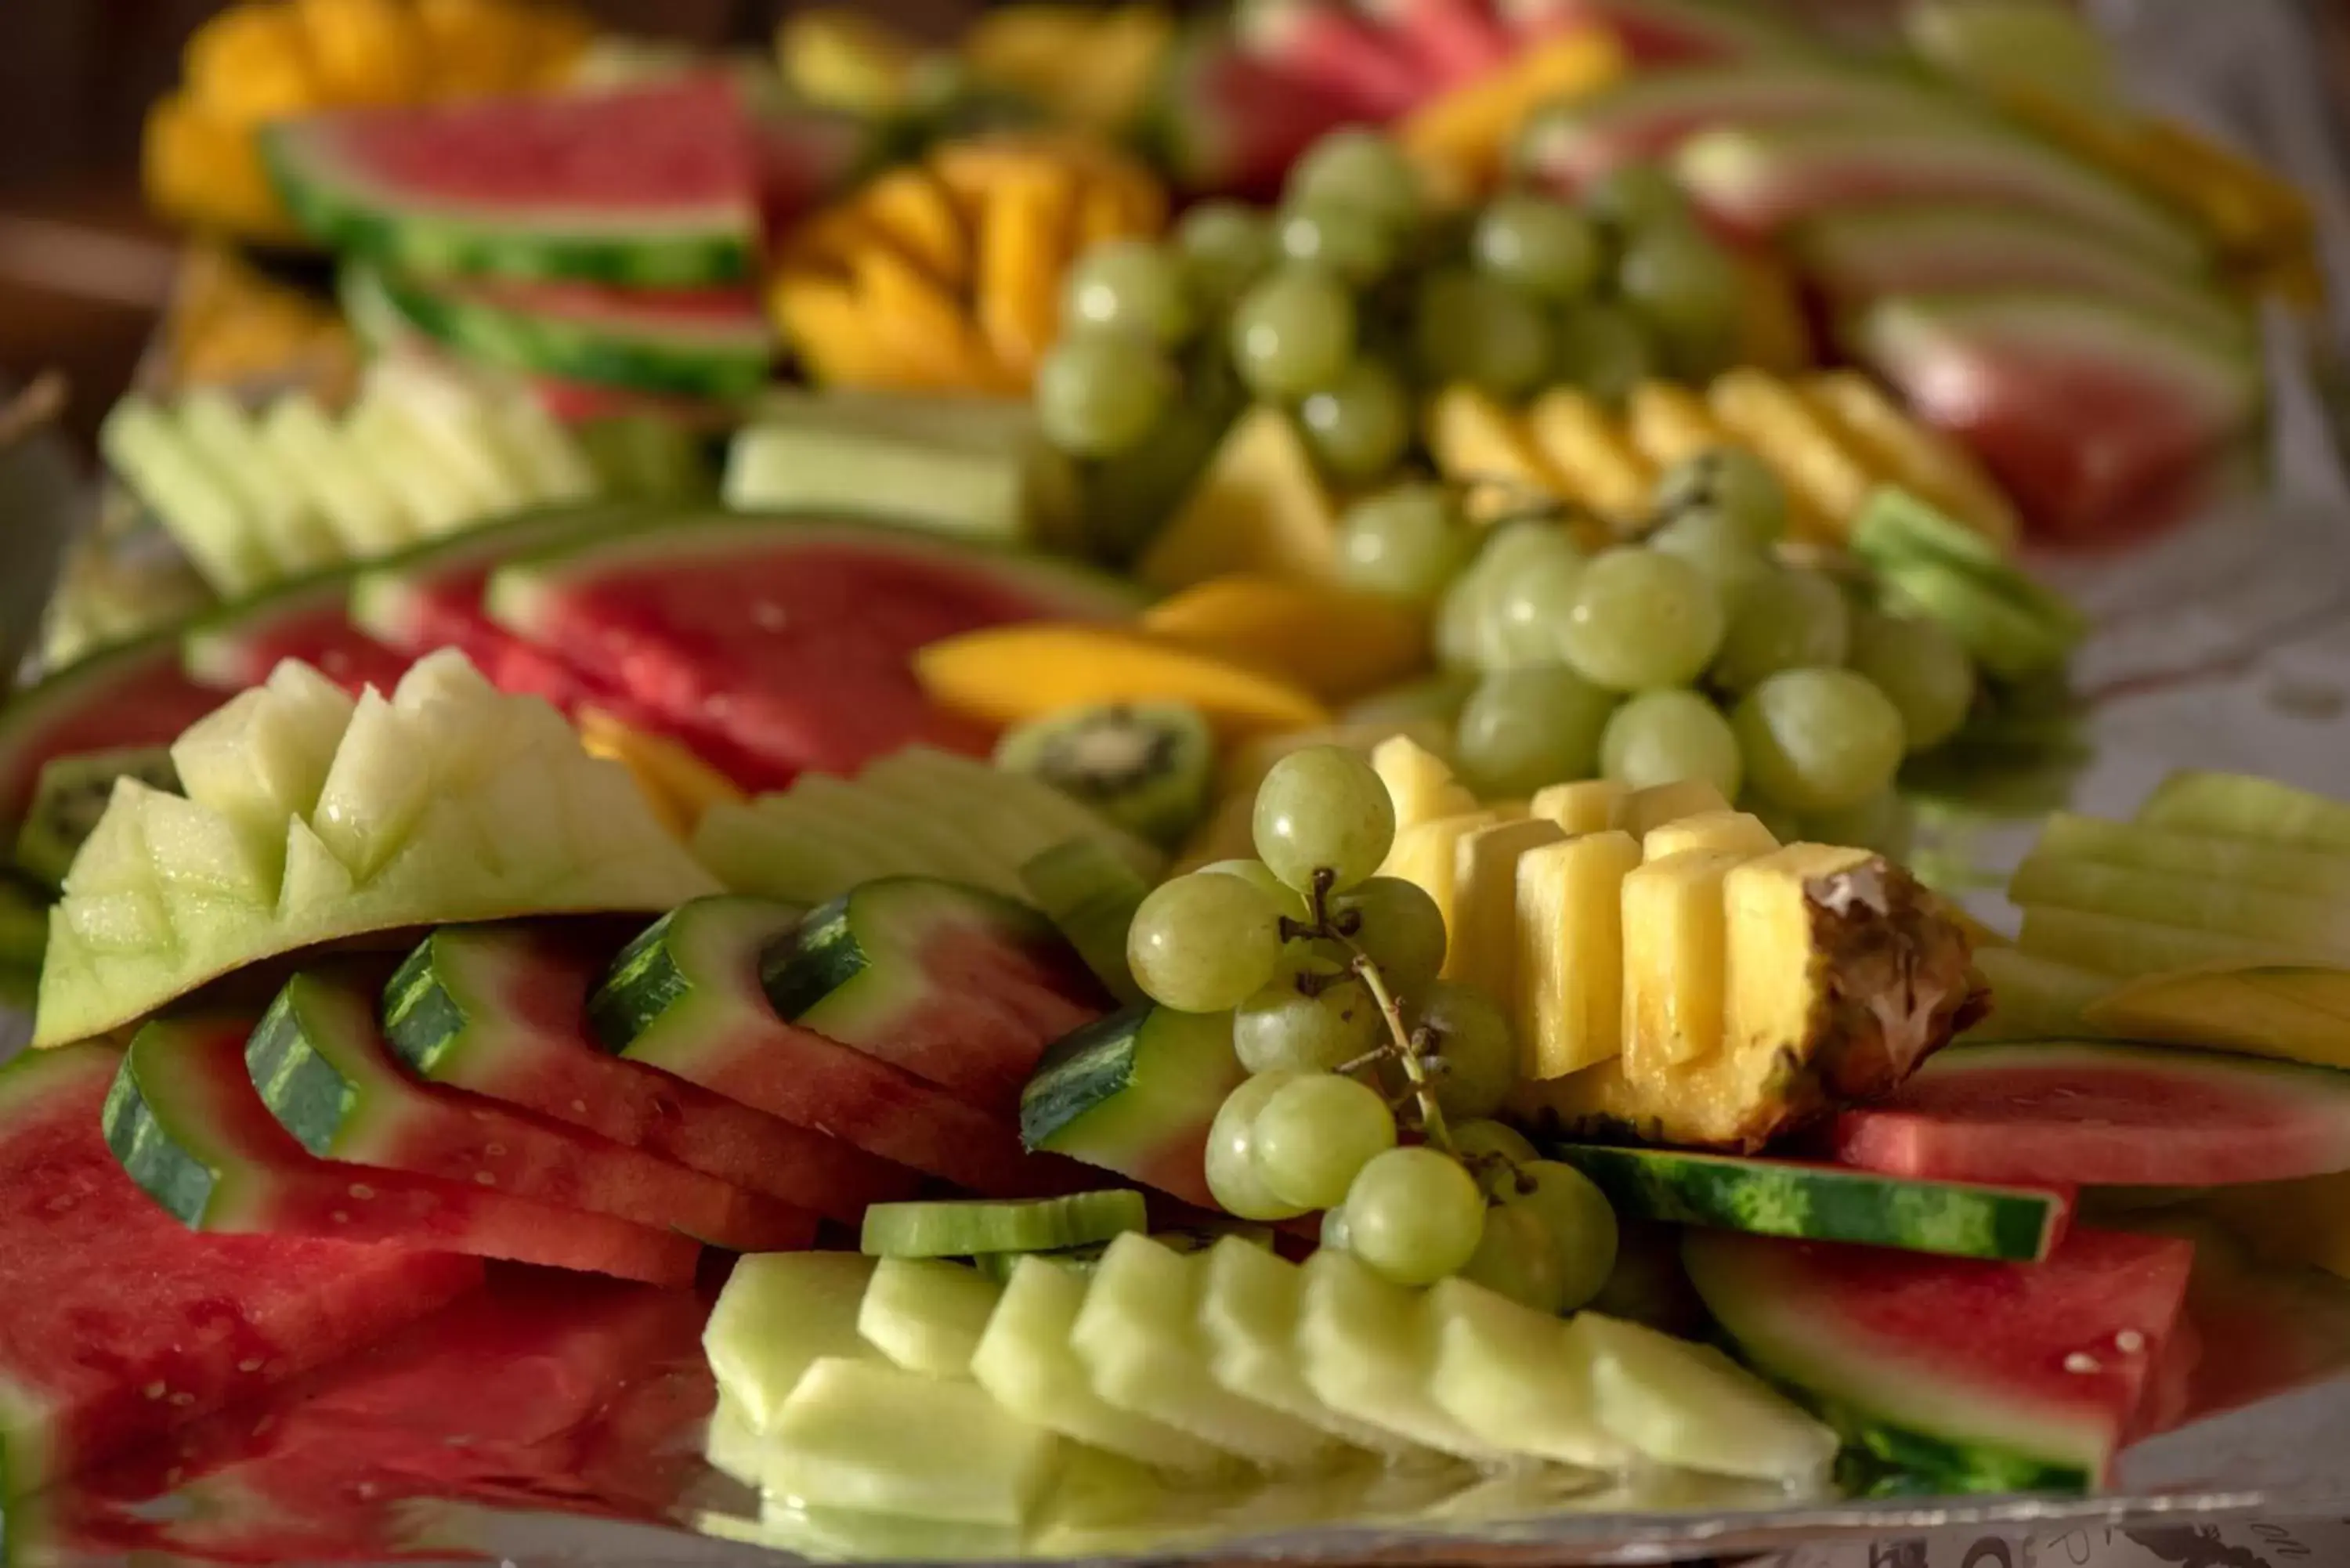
[993,703,1213,849]
[859,1190,1148,1259]
[13,746,179,888]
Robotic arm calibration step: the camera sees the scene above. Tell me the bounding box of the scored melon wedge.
[704,1252,878,1433]
[1424,1277,1629,1469]
[2080,963,2350,1071]
[1296,1248,1506,1463]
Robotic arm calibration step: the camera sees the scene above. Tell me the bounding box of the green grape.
[1583,163,1697,237]
[1556,546,1726,692]
[1734,667,1909,813]
[1344,671,1478,730]
[1285,128,1425,233]
[1415,268,1553,398]
[1470,194,1602,302]
[1062,239,1195,346]
[1234,969,1381,1074]
[1321,1205,1352,1250]
[1455,667,1618,797]
[1230,266,1357,400]
[1801,787,1913,858]
[1416,979,1518,1120]
[1847,609,1976,753]
[1435,567,1499,672]
[1644,506,1768,602]
[1197,858,1312,919]
[1484,549,1587,668]
[1341,1145,1487,1285]
[1277,201,1400,287]
[1553,304,1656,407]
[1127,871,1285,1012]
[1599,688,1743,800]
[1033,330,1175,458]
[1175,201,1274,308]
[1709,566,1851,695]
[1652,447,1788,546]
[1300,359,1412,484]
[1459,1201,1570,1314]
[1452,1118,1538,1169]
[1252,1072,1399,1209]
[1329,876,1448,995]
[1494,1159,1618,1310]
[1616,226,1740,359]
[1253,744,1398,893]
[1206,1071,1311,1221]
[1337,485,1474,605]
[1477,518,1584,574]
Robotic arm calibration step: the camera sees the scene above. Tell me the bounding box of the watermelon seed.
[486,1143,507,1157]
[2115,1330,2145,1353]
[349,1183,375,1199]
[474,1172,497,1186]
[2063,1353,2101,1374]
[754,602,786,631]
[571,1100,589,1115]
[332,1210,351,1223]
[169,1392,194,1407]
[143,1382,166,1400]
[238,1358,264,1372]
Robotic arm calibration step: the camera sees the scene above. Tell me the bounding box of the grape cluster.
[1032,130,1741,480]
[1126,744,1618,1311]
[1343,450,1979,833]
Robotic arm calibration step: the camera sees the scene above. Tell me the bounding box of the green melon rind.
[260,124,757,288]
[0,629,199,838]
[1682,1230,2110,1490]
[345,498,653,645]
[380,935,477,1081]
[353,266,775,401]
[102,1024,242,1230]
[1550,1144,2066,1262]
[244,974,390,1162]
[482,512,1148,645]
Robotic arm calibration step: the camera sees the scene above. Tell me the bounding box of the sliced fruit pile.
[143,0,594,244]
[772,135,1170,396]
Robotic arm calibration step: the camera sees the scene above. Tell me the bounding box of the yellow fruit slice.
[1706,370,1872,542]
[1382,811,1506,945]
[916,624,1330,739]
[417,0,540,96]
[858,168,973,290]
[1723,844,1875,1059]
[1397,29,1628,197]
[975,167,1076,385]
[851,246,1019,394]
[1372,735,1479,834]
[186,4,324,125]
[1624,381,1727,473]
[143,94,306,246]
[1424,385,1566,522]
[295,0,428,103]
[1529,779,1625,836]
[778,8,921,114]
[577,707,746,839]
[1731,251,1816,376]
[1059,5,1175,133]
[1523,388,1652,526]
[1622,847,1751,1076]
[1642,811,1777,862]
[779,206,893,277]
[770,273,899,387]
[1450,818,1567,995]
[1611,780,1731,840]
[1515,831,1642,1079]
[2079,963,2350,1073]
[1799,372,2020,554]
[1137,406,1342,591]
[1141,576,1427,704]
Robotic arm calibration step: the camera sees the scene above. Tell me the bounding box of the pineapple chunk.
[1622,847,1751,1075]
[1448,817,1566,992]
[1531,779,1625,835]
[1425,385,1566,522]
[1707,370,1871,542]
[1372,733,1478,833]
[1512,844,1978,1149]
[1514,830,1642,1079]
[1612,780,1731,840]
[1524,388,1652,523]
[1624,381,1727,471]
[1382,810,1502,935]
[1643,810,1778,862]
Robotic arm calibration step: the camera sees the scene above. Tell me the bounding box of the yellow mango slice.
[1450,818,1567,995]
[1142,576,1426,704]
[771,273,900,387]
[577,706,747,839]
[1137,407,1342,591]
[1523,389,1652,526]
[295,0,428,103]
[1424,385,1567,522]
[778,9,922,114]
[1624,381,1727,473]
[858,168,973,289]
[1799,372,2020,553]
[1529,780,1625,836]
[1516,831,1642,1079]
[779,206,893,277]
[1622,847,1750,1076]
[186,4,325,125]
[418,0,542,96]
[851,247,1019,395]
[1397,30,1627,197]
[1372,735,1478,834]
[1643,811,1777,862]
[143,94,305,245]
[1731,251,1817,376]
[1611,780,1731,840]
[916,624,1329,739]
[1706,370,1871,541]
[975,167,1076,385]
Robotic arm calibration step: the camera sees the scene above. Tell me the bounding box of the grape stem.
[1302,867,1458,1158]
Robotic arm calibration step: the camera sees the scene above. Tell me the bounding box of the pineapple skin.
[1509,852,1983,1152]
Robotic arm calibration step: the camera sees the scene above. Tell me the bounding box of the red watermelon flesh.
[1157,34,1368,200]
[47,1269,710,1563]
[0,1043,483,1500]
[1506,0,1812,65]
[1360,0,1514,89]
[1685,1226,2196,1488]
[1236,0,1423,117]
[116,1017,703,1288]
[182,573,415,696]
[482,516,1140,779]
[750,107,870,247]
[1833,1042,2350,1190]
[0,633,222,843]
[1848,291,2261,542]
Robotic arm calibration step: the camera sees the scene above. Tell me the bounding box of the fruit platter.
[6,0,2350,1563]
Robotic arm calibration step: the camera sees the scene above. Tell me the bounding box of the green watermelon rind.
[0,629,206,843]
[483,510,1150,644]
[1551,1143,2068,1262]
[344,499,653,648]
[1681,1230,2115,1490]
[261,123,757,289]
[1852,289,2266,404]
[352,266,775,402]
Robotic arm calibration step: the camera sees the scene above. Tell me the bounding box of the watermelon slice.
[1687,1227,2196,1491]
[483,514,1144,779]
[1148,31,1368,200]
[1833,1042,2350,1189]
[1360,0,1515,89]
[750,106,874,247]
[357,266,776,401]
[181,568,415,695]
[1675,120,2212,273]
[1235,0,1423,117]
[1519,64,1980,197]
[262,77,763,287]
[1847,292,2264,541]
[1505,0,1813,64]
[45,1270,710,1563]
[0,631,222,847]
[0,1042,483,1499]
[107,1016,704,1286]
